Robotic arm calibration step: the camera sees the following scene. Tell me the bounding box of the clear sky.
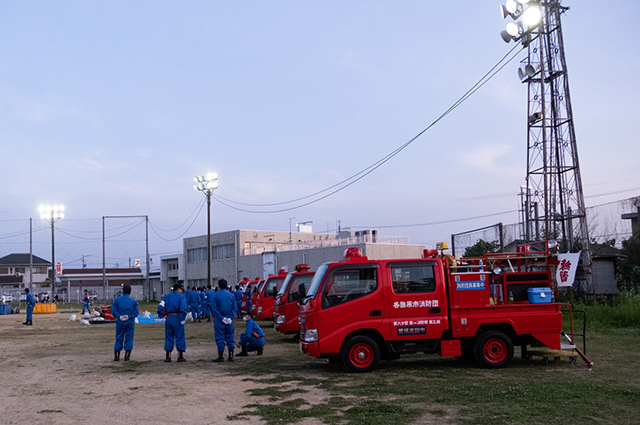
[1,1,639,269]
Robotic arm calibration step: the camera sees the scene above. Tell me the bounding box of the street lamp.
[39,204,64,302]
[194,173,218,288]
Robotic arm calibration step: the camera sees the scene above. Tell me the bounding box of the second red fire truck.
[274,264,315,338]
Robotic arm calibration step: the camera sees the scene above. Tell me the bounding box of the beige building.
[183,229,425,287]
[0,254,51,298]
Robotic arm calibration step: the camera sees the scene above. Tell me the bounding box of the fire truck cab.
[274,264,315,336]
[299,245,570,372]
[256,269,288,320]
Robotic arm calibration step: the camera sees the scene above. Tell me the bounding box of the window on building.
[390,263,436,294]
[33,267,47,274]
[187,279,206,288]
[15,267,25,273]
[187,248,207,263]
[212,244,234,261]
[0,268,8,275]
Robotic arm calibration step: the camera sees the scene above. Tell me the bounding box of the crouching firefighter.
[111,284,139,361]
[236,312,265,356]
[157,283,188,363]
[211,278,237,362]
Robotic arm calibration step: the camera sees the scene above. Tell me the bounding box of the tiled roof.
[0,253,51,266]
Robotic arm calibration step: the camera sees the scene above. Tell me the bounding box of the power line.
[211,43,525,214]
[149,199,207,242]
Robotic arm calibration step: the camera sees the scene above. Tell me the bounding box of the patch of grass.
[246,387,308,402]
[571,292,640,333]
[342,400,422,425]
[228,397,349,425]
[236,326,640,425]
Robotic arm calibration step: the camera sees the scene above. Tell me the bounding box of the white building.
[183,228,425,287]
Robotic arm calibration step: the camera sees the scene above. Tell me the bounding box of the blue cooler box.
[528,287,552,303]
[0,304,11,315]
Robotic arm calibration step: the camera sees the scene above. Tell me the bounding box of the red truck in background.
[251,278,265,316]
[256,269,288,320]
[299,243,588,372]
[241,276,261,314]
[274,264,315,338]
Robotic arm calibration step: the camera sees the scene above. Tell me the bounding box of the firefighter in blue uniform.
[211,279,237,362]
[234,285,243,318]
[205,285,215,322]
[236,312,265,356]
[244,284,253,315]
[111,284,139,361]
[23,288,36,326]
[198,287,206,321]
[187,286,200,322]
[157,283,188,362]
[82,290,91,314]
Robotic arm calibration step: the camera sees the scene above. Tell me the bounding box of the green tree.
[620,233,640,291]
[463,239,499,257]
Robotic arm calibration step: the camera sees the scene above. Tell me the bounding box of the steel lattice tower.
[507,0,592,290]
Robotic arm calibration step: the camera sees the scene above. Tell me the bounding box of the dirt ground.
[0,310,324,425]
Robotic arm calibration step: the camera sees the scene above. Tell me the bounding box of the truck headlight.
[258,307,262,313]
[303,328,318,342]
[276,315,285,324]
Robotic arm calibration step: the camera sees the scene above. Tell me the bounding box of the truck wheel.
[342,336,380,373]
[473,331,513,369]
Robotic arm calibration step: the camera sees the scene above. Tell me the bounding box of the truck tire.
[473,330,513,369]
[341,336,380,373]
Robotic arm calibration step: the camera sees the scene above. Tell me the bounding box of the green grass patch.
[234,325,640,425]
[246,387,308,402]
[570,292,640,333]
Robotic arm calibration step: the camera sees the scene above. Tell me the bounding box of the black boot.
[256,346,264,356]
[114,351,120,362]
[23,321,28,325]
[236,345,248,357]
[228,350,234,362]
[164,350,172,363]
[212,350,225,362]
[27,321,32,326]
[124,350,131,361]
[177,351,186,362]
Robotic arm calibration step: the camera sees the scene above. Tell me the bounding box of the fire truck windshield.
[304,263,329,300]
[276,273,293,298]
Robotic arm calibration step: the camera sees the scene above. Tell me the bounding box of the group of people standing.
[144,278,264,363]
[182,285,217,323]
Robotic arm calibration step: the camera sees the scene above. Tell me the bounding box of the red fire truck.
[274,264,315,337]
[256,269,288,320]
[251,278,265,316]
[299,244,588,372]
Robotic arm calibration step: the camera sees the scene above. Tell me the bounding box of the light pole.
[499,0,592,290]
[194,173,218,288]
[40,204,64,302]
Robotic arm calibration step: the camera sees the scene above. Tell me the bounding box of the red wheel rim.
[483,337,507,363]
[349,343,374,368]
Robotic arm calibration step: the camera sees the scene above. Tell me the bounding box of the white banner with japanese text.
[556,252,581,287]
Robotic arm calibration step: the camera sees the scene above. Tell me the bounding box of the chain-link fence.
[452,196,640,257]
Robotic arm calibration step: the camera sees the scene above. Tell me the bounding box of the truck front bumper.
[299,341,320,357]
